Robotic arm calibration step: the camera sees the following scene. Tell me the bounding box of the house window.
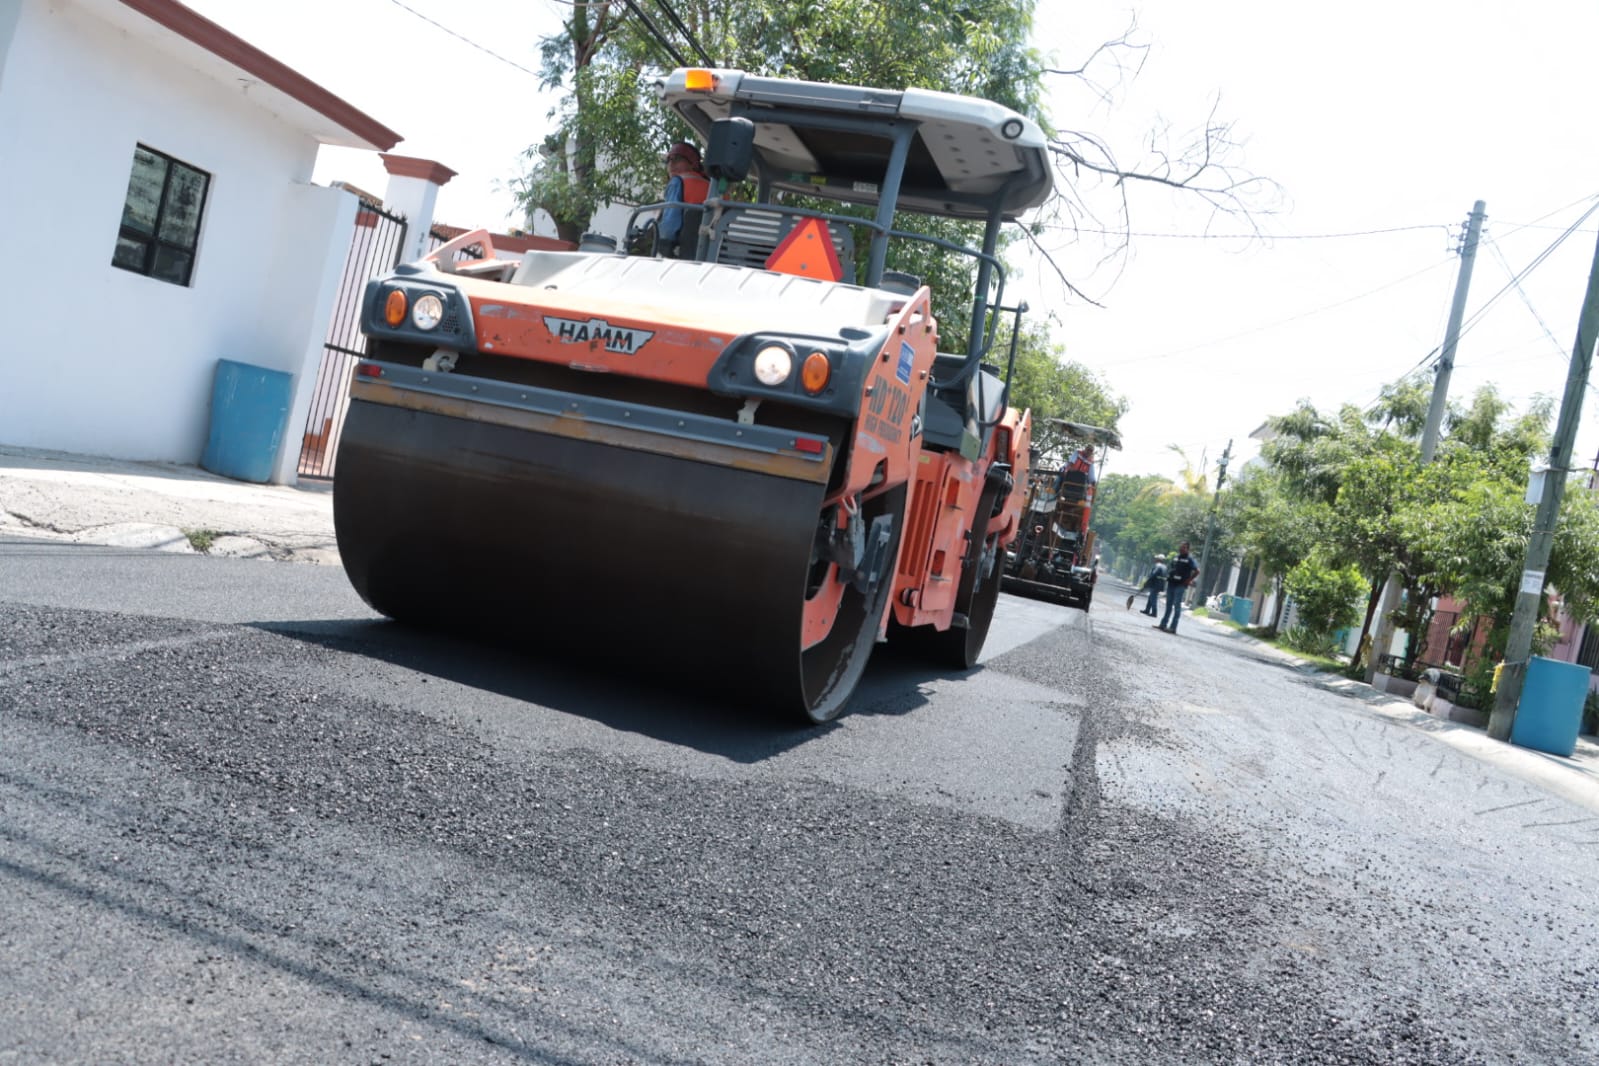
[111,145,210,286]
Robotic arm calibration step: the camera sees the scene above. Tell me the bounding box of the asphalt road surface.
[3,538,1597,1064]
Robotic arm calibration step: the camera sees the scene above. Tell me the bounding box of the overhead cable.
[386,0,541,78]
[618,0,687,67]
[651,0,713,65]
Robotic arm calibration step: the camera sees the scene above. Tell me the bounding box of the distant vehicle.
[1001,422,1121,611]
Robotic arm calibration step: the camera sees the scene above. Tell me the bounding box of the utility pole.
[1364,201,1486,682]
[1191,439,1232,605]
[1488,225,1599,741]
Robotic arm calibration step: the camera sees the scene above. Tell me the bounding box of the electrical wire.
[618,0,687,67]
[1352,199,1599,414]
[651,0,713,65]
[385,0,542,78]
[1446,198,1599,352]
[1097,255,1456,369]
[1485,237,1568,358]
[1032,222,1451,241]
[1493,191,1599,239]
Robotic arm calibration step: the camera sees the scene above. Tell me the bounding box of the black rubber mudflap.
[334,399,867,720]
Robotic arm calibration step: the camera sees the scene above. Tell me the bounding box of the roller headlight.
[411,293,445,331]
[753,344,794,386]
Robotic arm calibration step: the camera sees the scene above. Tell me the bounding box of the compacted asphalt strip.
[2,551,1599,1061]
[5,449,1599,1063]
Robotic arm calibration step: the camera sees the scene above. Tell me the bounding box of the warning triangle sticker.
[764,217,844,281]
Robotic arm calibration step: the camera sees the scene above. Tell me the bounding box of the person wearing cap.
[1140,552,1168,616]
[659,141,709,259]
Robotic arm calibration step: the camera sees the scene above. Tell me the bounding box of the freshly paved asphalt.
[4,536,1599,1063]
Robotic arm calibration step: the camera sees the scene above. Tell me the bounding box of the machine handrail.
[621,197,1009,384]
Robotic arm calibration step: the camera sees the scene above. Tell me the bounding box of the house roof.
[93,0,400,151]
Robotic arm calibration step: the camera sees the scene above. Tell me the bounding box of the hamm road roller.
[333,68,1054,722]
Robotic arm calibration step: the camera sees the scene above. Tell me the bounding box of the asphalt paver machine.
[1001,421,1122,611]
[332,68,1055,722]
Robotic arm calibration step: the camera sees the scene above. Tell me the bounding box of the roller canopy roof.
[1049,420,1124,450]
[659,68,1054,221]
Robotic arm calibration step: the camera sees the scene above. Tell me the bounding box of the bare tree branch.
[1017,224,1107,309]
[1041,16,1147,111]
[1028,24,1285,308]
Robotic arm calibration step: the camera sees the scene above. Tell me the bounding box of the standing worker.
[1156,541,1198,634]
[1139,553,1168,616]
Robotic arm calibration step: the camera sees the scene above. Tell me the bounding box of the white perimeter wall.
[0,0,357,479]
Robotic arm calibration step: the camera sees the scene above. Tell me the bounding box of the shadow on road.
[253,617,977,763]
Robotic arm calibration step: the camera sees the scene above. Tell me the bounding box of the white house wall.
[0,0,349,473]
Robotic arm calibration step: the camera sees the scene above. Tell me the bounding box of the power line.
[1034,192,1599,244]
[1098,255,1456,369]
[1353,201,1599,414]
[651,0,713,65]
[618,0,687,67]
[386,0,542,78]
[1493,191,1599,238]
[1485,237,1568,357]
[1448,198,1599,348]
[1033,222,1452,242]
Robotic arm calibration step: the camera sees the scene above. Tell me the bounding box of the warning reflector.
[764,218,844,281]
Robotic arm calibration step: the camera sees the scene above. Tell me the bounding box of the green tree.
[1225,467,1325,633]
[1404,401,1599,674]
[1251,381,1599,682]
[1001,321,1126,462]
[520,0,1046,244]
[1092,469,1214,581]
[1282,549,1366,654]
[1261,387,1425,663]
[1093,473,1179,576]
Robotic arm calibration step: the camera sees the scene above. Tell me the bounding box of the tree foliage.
[519,0,1046,244]
[1224,467,1325,632]
[1243,379,1599,680]
[1092,473,1178,574]
[1000,321,1126,461]
[1283,550,1365,638]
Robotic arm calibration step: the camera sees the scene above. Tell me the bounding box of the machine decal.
[543,315,654,355]
[864,381,911,444]
[896,341,915,384]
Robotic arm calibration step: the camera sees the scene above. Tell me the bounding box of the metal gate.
[297,198,408,479]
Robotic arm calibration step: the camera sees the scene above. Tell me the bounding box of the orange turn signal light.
[801,351,831,393]
[383,288,407,326]
[684,68,716,92]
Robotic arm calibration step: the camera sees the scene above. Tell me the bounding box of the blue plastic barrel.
[1230,596,1253,625]
[1511,656,1591,756]
[200,359,293,483]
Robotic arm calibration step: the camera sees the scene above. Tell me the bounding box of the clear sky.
[186,0,1599,486]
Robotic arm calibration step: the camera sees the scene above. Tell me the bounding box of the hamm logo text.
[543,315,654,355]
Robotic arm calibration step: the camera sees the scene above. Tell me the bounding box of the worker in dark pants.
[1141,553,1168,615]
[1157,542,1198,634]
